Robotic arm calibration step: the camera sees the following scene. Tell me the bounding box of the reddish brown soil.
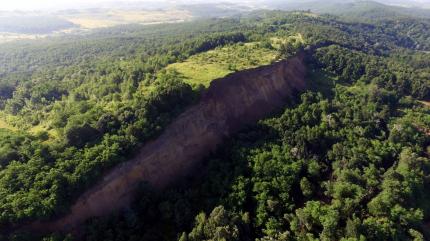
[420,100,430,107]
[26,53,307,234]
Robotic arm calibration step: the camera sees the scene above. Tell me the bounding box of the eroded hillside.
[25,52,307,234]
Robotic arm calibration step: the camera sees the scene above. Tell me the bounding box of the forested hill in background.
[0,19,249,78]
[0,3,429,241]
[0,0,429,38]
[268,0,430,19]
[1,1,430,79]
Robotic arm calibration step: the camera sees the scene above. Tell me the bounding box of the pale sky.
[0,0,197,11]
[1,0,429,11]
[0,0,106,11]
[0,0,213,11]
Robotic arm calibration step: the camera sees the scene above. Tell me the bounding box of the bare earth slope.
[29,53,307,233]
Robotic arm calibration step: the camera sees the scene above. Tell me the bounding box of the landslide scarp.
[26,52,308,234]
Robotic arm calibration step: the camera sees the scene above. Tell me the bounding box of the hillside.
[1,0,429,42]
[26,54,307,234]
[0,6,429,241]
[0,2,247,42]
[268,0,430,19]
[166,42,278,87]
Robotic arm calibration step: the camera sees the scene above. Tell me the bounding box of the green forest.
[0,3,429,241]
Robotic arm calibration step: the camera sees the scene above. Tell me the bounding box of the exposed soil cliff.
[28,52,307,233]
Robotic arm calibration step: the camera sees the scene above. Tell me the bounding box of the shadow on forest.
[82,121,281,240]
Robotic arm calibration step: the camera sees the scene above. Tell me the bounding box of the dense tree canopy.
[0,8,429,241]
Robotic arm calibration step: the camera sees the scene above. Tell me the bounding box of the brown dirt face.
[26,53,307,234]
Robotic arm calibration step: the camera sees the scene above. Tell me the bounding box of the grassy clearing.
[64,9,192,29]
[29,123,59,137]
[166,42,278,87]
[0,111,60,142]
[347,81,377,94]
[0,116,16,131]
[270,33,305,49]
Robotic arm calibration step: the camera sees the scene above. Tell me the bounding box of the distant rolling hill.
[0,15,76,34]
[0,2,247,36]
[0,0,429,41]
[266,0,430,19]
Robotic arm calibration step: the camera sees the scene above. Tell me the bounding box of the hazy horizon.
[3,0,241,11]
[1,0,430,11]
